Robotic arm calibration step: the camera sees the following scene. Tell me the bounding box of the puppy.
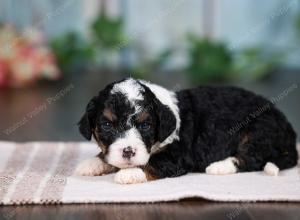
[75,78,298,184]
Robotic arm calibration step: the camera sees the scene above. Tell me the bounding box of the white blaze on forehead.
[111,79,144,123]
[111,78,145,102]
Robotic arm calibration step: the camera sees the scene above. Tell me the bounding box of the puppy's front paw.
[74,157,109,176]
[205,157,238,175]
[114,168,147,184]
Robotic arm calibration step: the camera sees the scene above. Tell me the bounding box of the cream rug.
[0,141,299,205]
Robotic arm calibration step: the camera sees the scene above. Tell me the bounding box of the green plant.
[129,48,174,79]
[295,13,300,38]
[50,32,95,73]
[186,34,233,83]
[91,14,126,50]
[232,47,283,81]
[185,34,284,83]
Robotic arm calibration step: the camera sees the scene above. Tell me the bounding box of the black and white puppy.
[75,78,298,184]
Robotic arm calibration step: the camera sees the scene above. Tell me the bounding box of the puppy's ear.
[78,96,98,140]
[155,101,176,143]
[139,82,177,144]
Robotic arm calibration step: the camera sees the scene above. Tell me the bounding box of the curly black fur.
[148,86,298,178]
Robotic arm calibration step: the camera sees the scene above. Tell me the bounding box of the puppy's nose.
[122,146,135,159]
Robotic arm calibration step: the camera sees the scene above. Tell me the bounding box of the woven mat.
[0,141,299,205]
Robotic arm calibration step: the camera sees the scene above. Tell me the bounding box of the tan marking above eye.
[103,108,117,122]
[137,111,150,123]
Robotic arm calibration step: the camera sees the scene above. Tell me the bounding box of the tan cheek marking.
[98,141,108,154]
[93,128,108,154]
[143,165,158,181]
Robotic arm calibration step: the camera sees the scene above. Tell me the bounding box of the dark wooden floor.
[1,200,300,220]
[0,71,299,220]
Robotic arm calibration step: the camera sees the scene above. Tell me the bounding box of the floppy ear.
[78,96,98,140]
[155,101,177,143]
[139,82,177,144]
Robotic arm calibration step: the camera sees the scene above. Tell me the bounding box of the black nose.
[122,146,135,159]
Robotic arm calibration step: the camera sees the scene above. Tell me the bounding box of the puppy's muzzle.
[122,146,136,159]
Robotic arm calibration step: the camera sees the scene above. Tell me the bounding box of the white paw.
[264,162,279,176]
[114,168,147,184]
[74,157,108,176]
[206,157,238,175]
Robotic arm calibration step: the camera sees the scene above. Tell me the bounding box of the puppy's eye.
[100,122,113,131]
[138,122,151,131]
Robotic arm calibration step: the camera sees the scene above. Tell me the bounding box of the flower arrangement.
[0,24,60,88]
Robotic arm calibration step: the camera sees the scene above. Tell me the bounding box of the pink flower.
[0,24,60,88]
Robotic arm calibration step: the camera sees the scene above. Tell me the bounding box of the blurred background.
[0,0,299,142]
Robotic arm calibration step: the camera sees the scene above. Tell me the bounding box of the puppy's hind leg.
[205,157,239,175]
[205,132,265,175]
[235,131,279,173]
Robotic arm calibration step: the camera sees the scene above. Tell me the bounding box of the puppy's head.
[78,78,180,168]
